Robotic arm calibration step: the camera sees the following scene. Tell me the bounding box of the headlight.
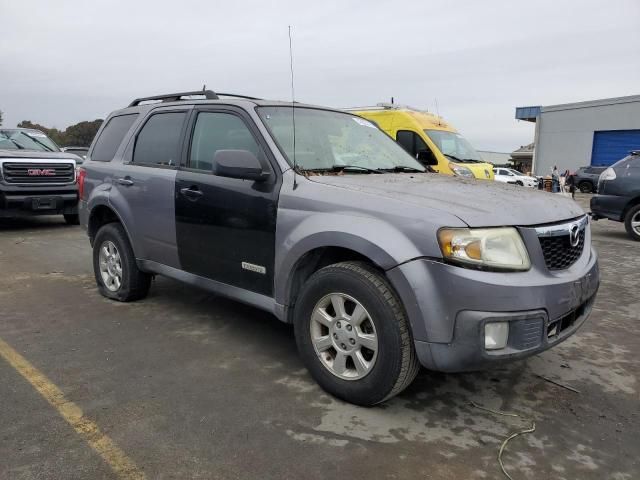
[599,167,616,181]
[449,163,474,178]
[437,227,531,271]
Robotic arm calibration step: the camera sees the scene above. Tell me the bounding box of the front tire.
[624,204,640,241]
[293,261,419,406]
[93,222,151,301]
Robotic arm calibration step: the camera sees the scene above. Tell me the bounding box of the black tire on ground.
[624,204,640,242]
[515,180,524,186]
[578,181,593,193]
[93,222,151,301]
[63,213,80,225]
[293,261,420,406]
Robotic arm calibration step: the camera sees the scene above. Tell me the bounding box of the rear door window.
[91,114,138,162]
[133,112,187,167]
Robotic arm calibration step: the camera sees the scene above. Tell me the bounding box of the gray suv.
[574,166,607,193]
[79,90,600,406]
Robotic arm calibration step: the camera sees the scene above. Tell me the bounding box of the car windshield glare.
[424,129,482,162]
[0,129,60,152]
[257,107,425,172]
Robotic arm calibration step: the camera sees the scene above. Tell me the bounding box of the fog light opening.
[485,322,509,350]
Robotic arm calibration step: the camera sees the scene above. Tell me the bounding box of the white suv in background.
[493,167,537,188]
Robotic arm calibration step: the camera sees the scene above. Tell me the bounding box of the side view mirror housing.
[417,149,438,166]
[213,150,269,182]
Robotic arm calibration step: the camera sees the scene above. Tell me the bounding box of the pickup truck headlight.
[449,163,474,178]
[437,227,531,271]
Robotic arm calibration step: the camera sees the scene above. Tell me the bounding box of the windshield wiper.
[444,154,482,164]
[304,165,383,174]
[19,132,54,152]
[4,138,25,149]
[377,166,425,173]
[444,153,463,162]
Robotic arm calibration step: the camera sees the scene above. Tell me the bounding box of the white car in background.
[493,167,537,188]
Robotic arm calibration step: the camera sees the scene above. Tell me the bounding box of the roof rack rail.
[216,92,262,100]
[345,103,427,112]
[128,90,219,107]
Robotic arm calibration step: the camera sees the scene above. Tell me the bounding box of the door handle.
[180,187,203,200]
[116,177,134,186]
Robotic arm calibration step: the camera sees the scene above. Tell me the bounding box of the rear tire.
[93,222,151,301]
[293,261,420,406]
[515,180,524,186]
[624,204,640,241]
[578,181,593,193]
[63,214,80,225]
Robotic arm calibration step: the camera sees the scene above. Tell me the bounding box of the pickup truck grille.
[535,217,587,271]
[2,162,75,184]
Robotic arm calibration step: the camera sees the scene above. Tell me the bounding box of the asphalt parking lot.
[0,193,638,480]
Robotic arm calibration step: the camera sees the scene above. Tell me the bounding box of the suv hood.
[308,173,583,227]
[0,150,79,161]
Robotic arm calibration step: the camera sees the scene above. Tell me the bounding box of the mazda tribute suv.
[79,90,599,406]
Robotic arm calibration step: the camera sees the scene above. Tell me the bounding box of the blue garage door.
[591,130,640,166]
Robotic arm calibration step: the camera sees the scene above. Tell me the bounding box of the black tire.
[93,222,151,301]
[578,181,593,193]
[293,261,420,406]
[515,180,524,186]
[63,213,80,225]
[624,204,640,242]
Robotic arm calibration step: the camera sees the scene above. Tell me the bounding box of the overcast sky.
[1,0,639,151]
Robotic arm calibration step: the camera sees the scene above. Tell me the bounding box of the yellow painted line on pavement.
[0,336,146,480]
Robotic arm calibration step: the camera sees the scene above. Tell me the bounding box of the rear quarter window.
[91,114,138,162]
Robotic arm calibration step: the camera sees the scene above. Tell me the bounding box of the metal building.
[515,95,640,175]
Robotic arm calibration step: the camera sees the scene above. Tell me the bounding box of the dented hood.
[308,173,584,227]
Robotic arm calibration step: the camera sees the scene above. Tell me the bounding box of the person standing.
[566,171,576,199]
[551,166,560,193]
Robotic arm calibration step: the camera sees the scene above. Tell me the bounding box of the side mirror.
[417,149,438,166]
[213,150,269,182]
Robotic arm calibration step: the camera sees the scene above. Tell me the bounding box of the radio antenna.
[288,25,298,187]
[435,98,442,126]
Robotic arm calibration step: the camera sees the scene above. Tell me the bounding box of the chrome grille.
[2,162,75,184]
[535,216,587,271]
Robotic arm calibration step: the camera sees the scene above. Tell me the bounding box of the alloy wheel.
[310,293,378,381]
[99,240,123,292]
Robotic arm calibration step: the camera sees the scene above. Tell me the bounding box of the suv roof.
[124,89,328,112]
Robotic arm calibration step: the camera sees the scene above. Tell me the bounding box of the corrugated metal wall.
[591,130,640,166]
[534,98,640,175]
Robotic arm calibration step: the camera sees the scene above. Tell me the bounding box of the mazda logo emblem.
[569,223,580,247]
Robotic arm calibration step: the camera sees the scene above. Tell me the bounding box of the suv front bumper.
[387,249,599,372]
[0,184,78,218]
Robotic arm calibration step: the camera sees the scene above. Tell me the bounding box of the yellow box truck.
[349,104,494,180]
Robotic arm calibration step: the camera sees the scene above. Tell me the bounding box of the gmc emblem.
[27,168,56,176]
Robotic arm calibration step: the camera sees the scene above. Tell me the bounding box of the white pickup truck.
[0,128,79,223]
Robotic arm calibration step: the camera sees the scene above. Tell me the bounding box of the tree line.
[16,119,104,147]
[1,109,102,147]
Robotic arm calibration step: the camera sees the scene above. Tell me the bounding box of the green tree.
[63,119,103,147]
